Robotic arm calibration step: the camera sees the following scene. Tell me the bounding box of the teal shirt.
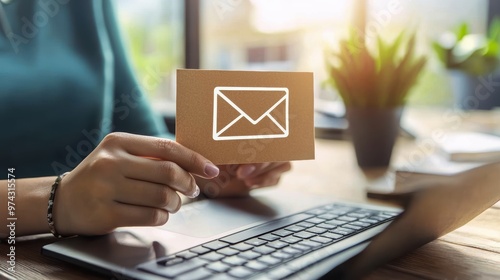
[0,0,168,178]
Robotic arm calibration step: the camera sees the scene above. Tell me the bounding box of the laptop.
[42,188,401,280]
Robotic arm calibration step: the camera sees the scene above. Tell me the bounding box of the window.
[246,44,291,69]
[201,0,354,103]
[116,0,490,111]
[200,0,490,107]
[115,0,183,113]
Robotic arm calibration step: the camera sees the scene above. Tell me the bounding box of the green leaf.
[484,40,500,57]
[384,32,404,64]
[432,41,447,64]
[488,17,500,42]
[455,22,469,41]
[377,36,388,70]
[395,56,427,105]
[324,29,426,108]
[329,66,352,105]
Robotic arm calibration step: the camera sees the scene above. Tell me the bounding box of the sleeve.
[101,0,173,139]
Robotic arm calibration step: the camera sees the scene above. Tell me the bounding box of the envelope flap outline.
[215,87,288,124]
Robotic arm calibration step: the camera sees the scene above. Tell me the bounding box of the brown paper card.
[176,69,315,164]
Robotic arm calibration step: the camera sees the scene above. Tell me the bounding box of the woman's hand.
[54,132,219,236]
[196,162,292,198]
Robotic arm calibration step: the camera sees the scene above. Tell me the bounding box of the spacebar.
[220,213,313,244]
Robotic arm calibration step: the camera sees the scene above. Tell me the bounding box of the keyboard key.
[245,260,268,271]
[259,233,280,241]
[245,238,267,247]
[222,256,247,266]
[176,251,197,260]
[203,240,229,251]
[150,258,208,278]
[317,223,336,230]
[351,221,371,227]
[359,218,379,224]
[161,255,177,261]
[296,221,314,228]
[376,214,395,220]
[325,219,347,226]
[311,236,332,244]
[347,212,370,218]
[337,216,357,222]
[239,250,261,260]
[322,232,343,239]
[282,247,302,255]
[293,231,315,239]
[163,257,183,266]
[379,213,396,219]
[253,245,275,255]
[175,267,213,280]
[298,240,322,249]
[190,246,210,255]
[357,210,376,215]
[206,261,231,273]
[231,243,253,252]
[369,216,388,221]
[284,225,305,232]
[271,251,293,260]
[340,206,358,212]
[327,209,348,215]
[200,251,225,262]
[306,217,326,224]
[217,247,239,256]
[342,224,362,231]
[272,229,293,237]
[228,267,255,278]
[318,213,338,220]
[257,255,281,266]
[291,244,310,252]
[267,240,288,249]
[306,226,328,234]
[382,211,399,217]
[331,228,354,235]
[281,236,301,244]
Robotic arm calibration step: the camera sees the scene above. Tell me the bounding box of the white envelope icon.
[213,86,289,141]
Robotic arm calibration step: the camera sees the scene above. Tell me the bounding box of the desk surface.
[2,108,500,280]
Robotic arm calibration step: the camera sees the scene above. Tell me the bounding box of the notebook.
[42,188,400,280]
[438,132,500,162]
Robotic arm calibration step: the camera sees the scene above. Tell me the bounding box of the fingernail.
[239,165,256,179]
[204,163,219,177]
[187,185,200,198]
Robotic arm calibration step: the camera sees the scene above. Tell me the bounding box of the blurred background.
[115,0,497,124]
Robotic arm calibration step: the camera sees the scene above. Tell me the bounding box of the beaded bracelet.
[47,172,69,238]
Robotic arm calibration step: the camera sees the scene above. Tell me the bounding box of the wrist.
[8,176,57,237]
[47,172,71,238]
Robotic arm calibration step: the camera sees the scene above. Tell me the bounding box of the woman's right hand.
[53,132,219,236]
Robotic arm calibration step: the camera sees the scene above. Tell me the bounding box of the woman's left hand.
[196,162,292,198]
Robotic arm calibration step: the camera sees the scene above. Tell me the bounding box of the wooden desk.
[2,109,500,280]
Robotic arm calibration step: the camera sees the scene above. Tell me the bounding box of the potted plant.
[325,30,427,168]
[433,20,500,110]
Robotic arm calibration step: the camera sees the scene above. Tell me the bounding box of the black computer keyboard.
[138,203,399,280]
